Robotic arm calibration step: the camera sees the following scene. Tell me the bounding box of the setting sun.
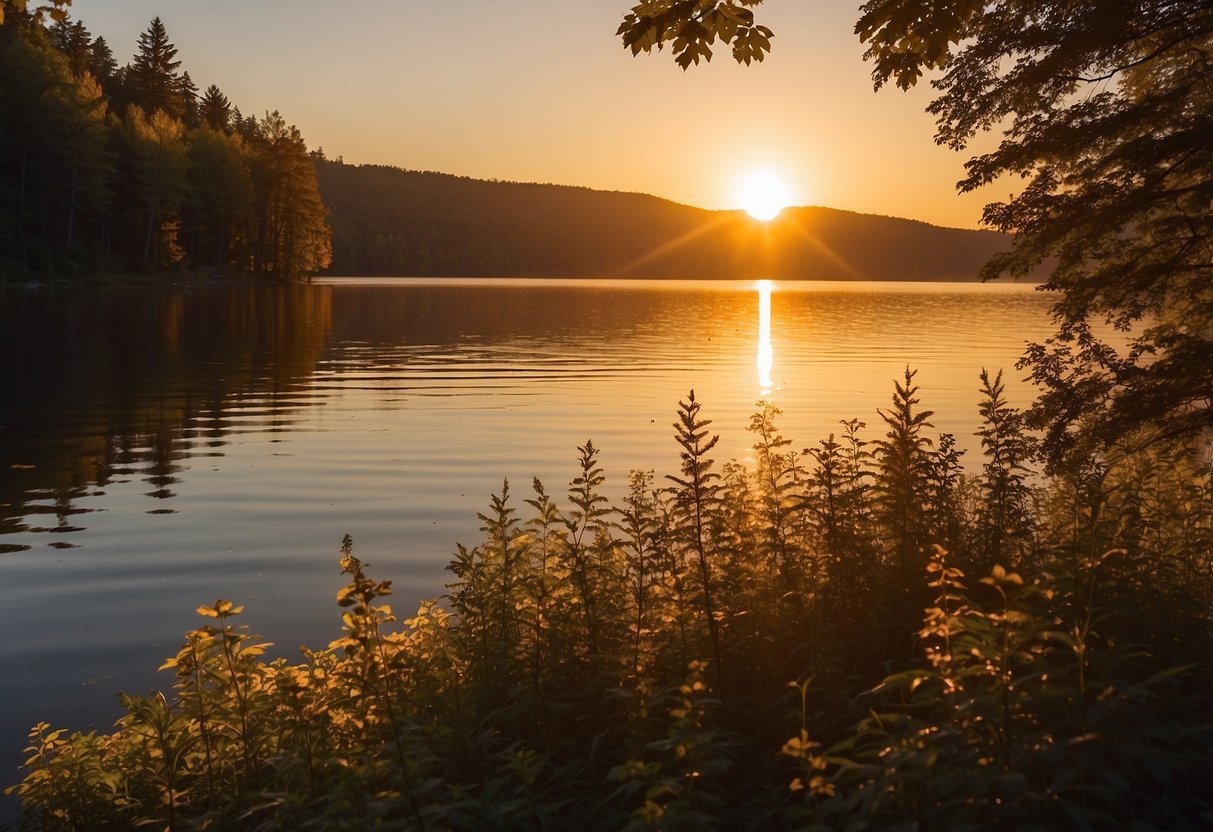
[737,169,793,221]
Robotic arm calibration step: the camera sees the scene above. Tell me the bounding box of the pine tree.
[87,35,116,90]
[47,18,91,77]
[198,84,232,133]
[126,16,182,118]
[177,70,198,127]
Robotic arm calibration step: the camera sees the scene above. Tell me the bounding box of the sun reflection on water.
[757,279,774,394]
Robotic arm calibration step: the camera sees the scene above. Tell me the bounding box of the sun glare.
[737,169,792,221]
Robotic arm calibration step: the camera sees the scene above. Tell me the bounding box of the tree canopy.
[618,0,1213,466]
[0,9,330,279]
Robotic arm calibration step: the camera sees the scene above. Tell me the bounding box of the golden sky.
[82,0,1009,230]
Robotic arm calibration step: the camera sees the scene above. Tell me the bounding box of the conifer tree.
[126,16,182,118]
[177,70,198,127]
[47,18,90,76]
[198,84,231,133]
[87,35,116,89]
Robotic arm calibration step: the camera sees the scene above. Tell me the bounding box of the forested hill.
[316,159,1023,281]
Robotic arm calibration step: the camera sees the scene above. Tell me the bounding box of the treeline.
[316,159,1021,280]
[0,12,330,280]
[9,375,1210,829]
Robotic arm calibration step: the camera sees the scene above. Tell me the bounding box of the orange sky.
[82,1,1011,230]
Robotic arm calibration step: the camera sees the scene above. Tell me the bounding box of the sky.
[76,0,1010,230]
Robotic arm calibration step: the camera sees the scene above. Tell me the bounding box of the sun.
[736,169,793,221]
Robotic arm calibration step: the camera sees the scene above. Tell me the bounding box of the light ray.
[613,213,732,276]
[757,279,773,393]
[781,212,868,281]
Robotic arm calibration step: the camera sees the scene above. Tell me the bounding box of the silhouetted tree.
[46,17,89,75]
[177,70,198,127]
[198,84,232,133]
[87,34,116,89]
[125,17,183,118]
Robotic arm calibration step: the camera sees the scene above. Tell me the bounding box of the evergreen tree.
[87,35,116,89]
[125,16,182,118]
[47,18,90,76]
[177,70,198,127]
[198,84,231,133]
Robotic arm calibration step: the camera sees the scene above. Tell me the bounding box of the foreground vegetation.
[8,373,1211,830]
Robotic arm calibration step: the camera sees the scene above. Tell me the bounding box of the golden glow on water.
[757,280,774,394]
[0,279,1056,775]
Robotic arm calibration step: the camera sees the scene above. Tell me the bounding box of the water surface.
[0,277,1053,811]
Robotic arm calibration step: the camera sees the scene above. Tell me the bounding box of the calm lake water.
[0,277,1053,812]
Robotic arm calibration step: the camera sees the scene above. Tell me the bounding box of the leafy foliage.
[8,380,1211,829]
[617,0,773,69]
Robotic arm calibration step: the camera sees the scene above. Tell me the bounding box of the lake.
[0,277,1054,813]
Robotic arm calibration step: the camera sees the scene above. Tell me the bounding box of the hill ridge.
[315,159,1029,281]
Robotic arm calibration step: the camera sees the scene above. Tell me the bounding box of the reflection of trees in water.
[0,285,333,550]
